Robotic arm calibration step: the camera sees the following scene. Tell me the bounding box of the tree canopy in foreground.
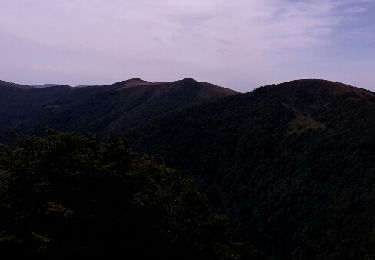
[0,131,245,259]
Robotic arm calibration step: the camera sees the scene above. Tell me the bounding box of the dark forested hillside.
[128,79,375,259]
[0,78,236,141]
[4,78,375,259]
[0,131,245,259]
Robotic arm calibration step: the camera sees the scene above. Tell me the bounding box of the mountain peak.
[126,78,147,83]
[114,78,147,85]
[180,78,198,84]
[254,79,372,100]
[113,78,150,89]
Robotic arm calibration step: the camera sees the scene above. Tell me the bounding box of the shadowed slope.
[128,79,375,259]
[0,78,237,140]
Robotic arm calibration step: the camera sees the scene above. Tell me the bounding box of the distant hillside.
[0,78,237,141]
[0,80,32,89]
[129,79,375,259]
[31,84,61,88]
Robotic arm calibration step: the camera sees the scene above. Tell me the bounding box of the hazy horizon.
[1,0,374,92]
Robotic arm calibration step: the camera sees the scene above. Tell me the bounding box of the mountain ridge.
[127,79,375,259]
[1,78,375,258]
[0,78,237,141]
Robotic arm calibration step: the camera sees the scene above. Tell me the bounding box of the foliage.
[129,79,375,259]
[0,131,241,259]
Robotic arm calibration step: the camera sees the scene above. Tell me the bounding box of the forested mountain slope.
[128,79,375,259]
[0,78,236,141]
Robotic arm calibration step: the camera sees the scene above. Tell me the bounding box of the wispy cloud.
[0,0,373,90]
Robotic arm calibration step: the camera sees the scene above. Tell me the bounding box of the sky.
[0,0,374,92]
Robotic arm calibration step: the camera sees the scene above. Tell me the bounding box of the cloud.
[0,0,373,90]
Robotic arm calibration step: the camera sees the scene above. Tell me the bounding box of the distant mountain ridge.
[31,84,61,88]
[0,78,237,141]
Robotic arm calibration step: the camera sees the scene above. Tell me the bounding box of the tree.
[0,130,242,259]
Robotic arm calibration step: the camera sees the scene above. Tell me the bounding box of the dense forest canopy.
[0,131,246,259]
[128,79,375,259]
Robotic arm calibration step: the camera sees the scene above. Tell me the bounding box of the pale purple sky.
[0,0,374,91]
